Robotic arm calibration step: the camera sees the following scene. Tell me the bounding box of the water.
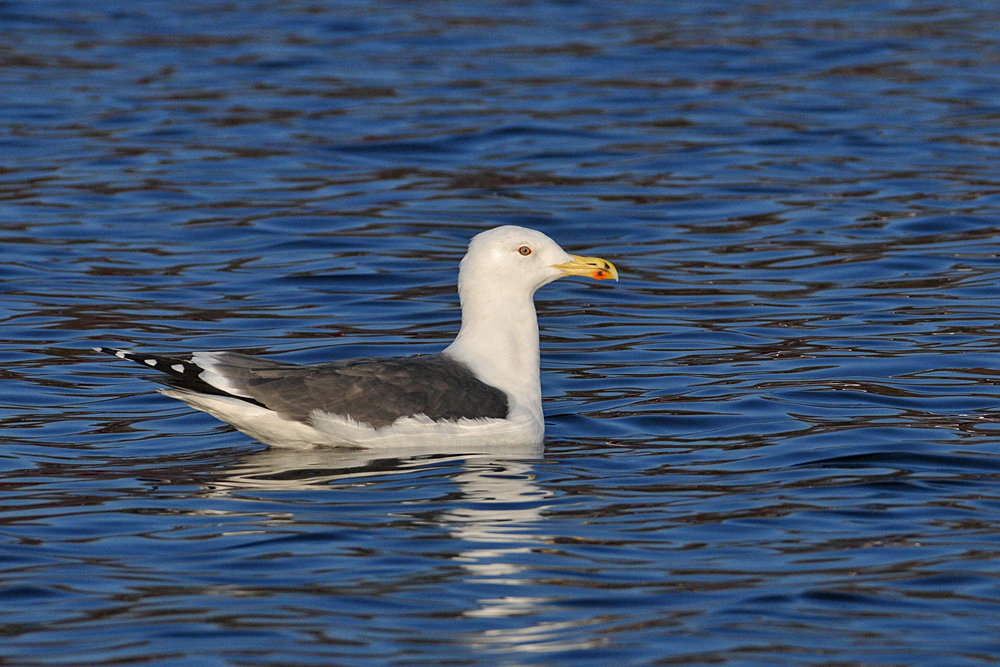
[4,0,1000,664]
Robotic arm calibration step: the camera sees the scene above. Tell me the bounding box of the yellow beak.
[553,254,619,281]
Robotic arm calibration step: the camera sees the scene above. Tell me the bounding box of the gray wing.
[188,352,508,428]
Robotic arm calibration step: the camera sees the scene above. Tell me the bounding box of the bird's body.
[99,226,617,449]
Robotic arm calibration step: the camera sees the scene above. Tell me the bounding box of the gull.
[98,226,617,449]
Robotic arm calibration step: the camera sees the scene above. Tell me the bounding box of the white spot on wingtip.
[171,364,185,373]
[144,359,157,366]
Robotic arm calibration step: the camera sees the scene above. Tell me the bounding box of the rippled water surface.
[5,1,1000,665]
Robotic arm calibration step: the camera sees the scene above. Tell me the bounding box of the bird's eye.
[518,245,532,256]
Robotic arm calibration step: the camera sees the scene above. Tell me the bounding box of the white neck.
[443,287,542,415]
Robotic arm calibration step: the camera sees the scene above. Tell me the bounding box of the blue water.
[4,1,1000,665]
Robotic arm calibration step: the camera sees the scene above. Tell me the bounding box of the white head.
[457,226,617,302]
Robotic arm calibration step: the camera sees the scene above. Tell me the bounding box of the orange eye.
[518,245,531,256]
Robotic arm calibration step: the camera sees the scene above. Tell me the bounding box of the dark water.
[4,1,1000,665]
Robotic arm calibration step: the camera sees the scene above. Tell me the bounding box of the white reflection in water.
[445,461,608,653]
[212,441,543,489]
[209,442,602,653]
[448,460,549,583]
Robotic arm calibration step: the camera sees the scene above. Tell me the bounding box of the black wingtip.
[97,345,200,382]
[96,347,195,378]
[96,346,268,408]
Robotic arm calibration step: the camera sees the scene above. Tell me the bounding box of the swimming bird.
[97,226,617,449]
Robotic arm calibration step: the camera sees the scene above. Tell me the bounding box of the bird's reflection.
[210,441,601,653]
[213,441,543,489]
[445,458,549,585]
